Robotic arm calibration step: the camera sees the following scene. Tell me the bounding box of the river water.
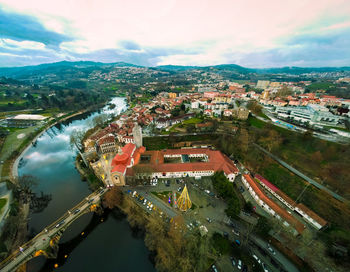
[18,97,155,272]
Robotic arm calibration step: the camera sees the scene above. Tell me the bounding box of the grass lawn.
[0,198,7,212]
[257,111,269,119]
[182,117,203,125]
[248,116,266,128]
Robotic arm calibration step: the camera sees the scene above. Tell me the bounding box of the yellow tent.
[177,185,192,211]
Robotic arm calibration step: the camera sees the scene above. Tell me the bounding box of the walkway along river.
[17,97,155,272]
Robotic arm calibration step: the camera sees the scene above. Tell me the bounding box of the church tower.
[132,124,143,148]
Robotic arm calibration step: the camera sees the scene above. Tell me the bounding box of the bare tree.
[102,187,124,209]
[70,129,85,152]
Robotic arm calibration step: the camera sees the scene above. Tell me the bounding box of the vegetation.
[211,171,241,218]
[0,198,7,212]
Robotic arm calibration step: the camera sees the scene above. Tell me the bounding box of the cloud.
[0,7,72,47]
[118,40,141,51]
[0,0,350,67]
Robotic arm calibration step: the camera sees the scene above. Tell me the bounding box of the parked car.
[232,229,240,236]
[267,244,276,255]
[206,217,212,223]
[252,254,261,264]
[262,262,270,272]
[237,259,242,270]
[230,256,236,266]
[211,264,218,272]
[235,239,241,246]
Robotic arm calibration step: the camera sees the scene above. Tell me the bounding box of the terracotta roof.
[136,148,238,176]
[98,135,115,146]
[243,174,305,234]
[295,203,327,227]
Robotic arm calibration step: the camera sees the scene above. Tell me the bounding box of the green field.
[248,116,266,128]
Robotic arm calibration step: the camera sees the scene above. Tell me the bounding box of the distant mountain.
[253,66,350,74]
[0,61,349,79]
[0,61,139,78]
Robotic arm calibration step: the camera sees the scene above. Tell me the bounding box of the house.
[97,135,116,154]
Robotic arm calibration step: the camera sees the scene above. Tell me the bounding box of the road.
[129,181,299,272]
[0,188,107,272]
[253,143,346,203]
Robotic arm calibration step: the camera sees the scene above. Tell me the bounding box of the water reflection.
[17,98,154,272]
[29,209,155,272]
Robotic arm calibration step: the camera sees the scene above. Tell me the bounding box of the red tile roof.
[134,148,238,176]
[243,174,305,234]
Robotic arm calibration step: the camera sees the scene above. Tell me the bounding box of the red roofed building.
[132,148,239,182]
[242,174,305,235]
[110,143,146,185]
[97,135,116,154]
[255,174,327,230]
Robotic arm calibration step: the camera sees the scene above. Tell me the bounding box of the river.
[18,97,155,272]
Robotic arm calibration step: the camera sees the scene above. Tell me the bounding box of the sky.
[0,0,350,68]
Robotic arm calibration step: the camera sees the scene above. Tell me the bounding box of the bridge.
[0,187,109,272]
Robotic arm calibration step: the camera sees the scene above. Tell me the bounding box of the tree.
[247,101,263,115]
[260,130,282,151]
[102,187,123,209]
[238,128,249,153]
[16,175,38,195]
[70,129,85,152]
[276,85,292,98]
[92,114,109,128]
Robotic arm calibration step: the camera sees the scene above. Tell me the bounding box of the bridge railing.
[0,188,107,270]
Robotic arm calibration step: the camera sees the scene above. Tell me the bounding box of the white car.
[237,259,242,270]
[252,254,261,264]
[267,244,276,255]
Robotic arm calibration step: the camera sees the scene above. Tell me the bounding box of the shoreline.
[10,109,97,181]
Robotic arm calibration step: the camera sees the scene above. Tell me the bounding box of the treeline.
[113,194,209,272]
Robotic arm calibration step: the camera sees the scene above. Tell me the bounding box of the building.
[255,174,327,230]
[110,143,146,185]
[256,80,270,90]
[6,114,47,128]
[233,107,250,120]
[242,174,305,235]
[275,105,341,126]
[168,92,177,98]
[131,148,239,181]
[97,135,116,154]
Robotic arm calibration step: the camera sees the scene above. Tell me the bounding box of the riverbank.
[10,109,96,182]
